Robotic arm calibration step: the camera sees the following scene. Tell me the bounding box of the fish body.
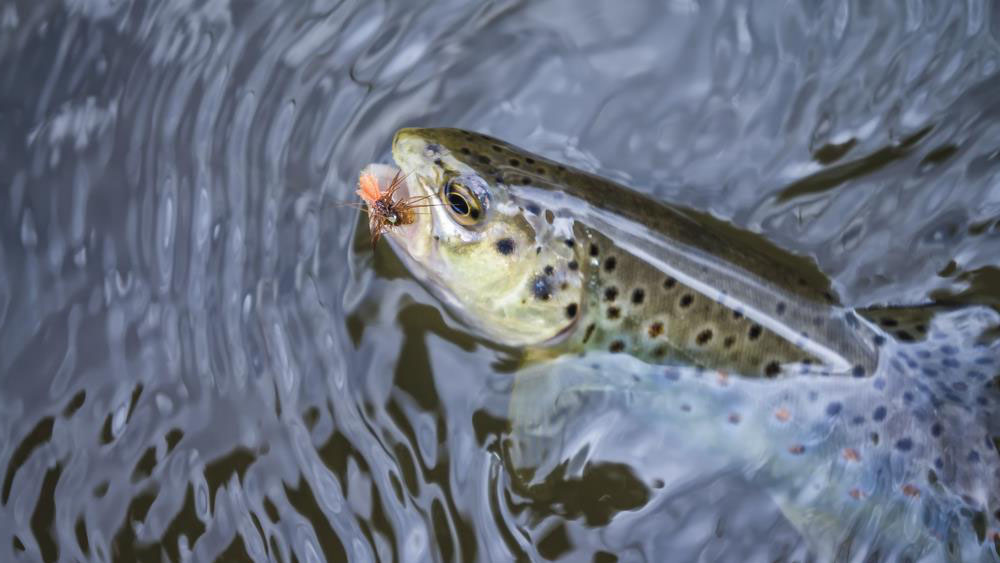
[375,127,1000,557]
[389,128,877,377]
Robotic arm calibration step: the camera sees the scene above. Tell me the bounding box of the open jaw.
[355,163,441,273]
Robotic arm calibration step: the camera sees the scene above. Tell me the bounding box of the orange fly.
[356,168,428,249]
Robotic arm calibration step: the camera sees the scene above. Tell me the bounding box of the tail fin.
[858,303,957,343]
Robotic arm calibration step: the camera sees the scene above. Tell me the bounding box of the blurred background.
[1,0,1000,560]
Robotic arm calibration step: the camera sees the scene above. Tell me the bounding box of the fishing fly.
[355,167,436,249]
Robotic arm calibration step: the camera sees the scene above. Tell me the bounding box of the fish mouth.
[380,130,444,263]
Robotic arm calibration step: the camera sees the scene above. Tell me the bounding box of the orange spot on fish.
[902,484,920,498]
[788,444,805,455]
[728,412,741,424]
[842,448,861,462]
[774,407,790,422]
[848,488,863,500]
[716,371,729,386]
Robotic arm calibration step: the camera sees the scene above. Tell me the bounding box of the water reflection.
[2,0,1000,560]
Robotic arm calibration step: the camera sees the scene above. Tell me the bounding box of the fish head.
[386,127,584,346]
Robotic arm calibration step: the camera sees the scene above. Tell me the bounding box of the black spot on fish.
[776,302,786,315]
[589,244,599,257]
[631,288,645,304]
[679,294,694,308]
[870,433,879,445]
[873,406,887,421]
[880,317,899,327]
[897,330,915,342]
[723,336,736,348]
[491,144,502,152]
[460,147,471,154]
[826,402,842,416]
[565,303,578,318]
[536,168,545,175]
[426,143,442,154]
[653,345,667,358]
[852,365,866,378]
[509,159,520,166]
[873,335,886,346]
[604,257,617,272]
[916,324,927,333]
[732,310,743,319]
[648,322,663,338]
[531,276,552,300]
[765,361,781,377]
[564,239,575,248]
[495,238,515,255]
[434,158,444,166]
[477,154,490,164]
[526,204,541,215]
[582,323,596,343]
[931,422,943,437]
[663,277,677,289]
[896,438,913,451]
[748,324,763,340]
[543,265,554,276]
[609,340,625,353]
[607,306,621,320]
[568,260,578,271]
[604,287,618,301]
[696,329,713,345]
[525,157,536,165]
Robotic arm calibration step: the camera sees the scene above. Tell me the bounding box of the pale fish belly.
[508,307,1000,560]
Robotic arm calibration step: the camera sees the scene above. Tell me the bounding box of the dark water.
[2,1,1000,561]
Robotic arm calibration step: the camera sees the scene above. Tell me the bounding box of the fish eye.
[447,192,469,215]
[443,179,484,225]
